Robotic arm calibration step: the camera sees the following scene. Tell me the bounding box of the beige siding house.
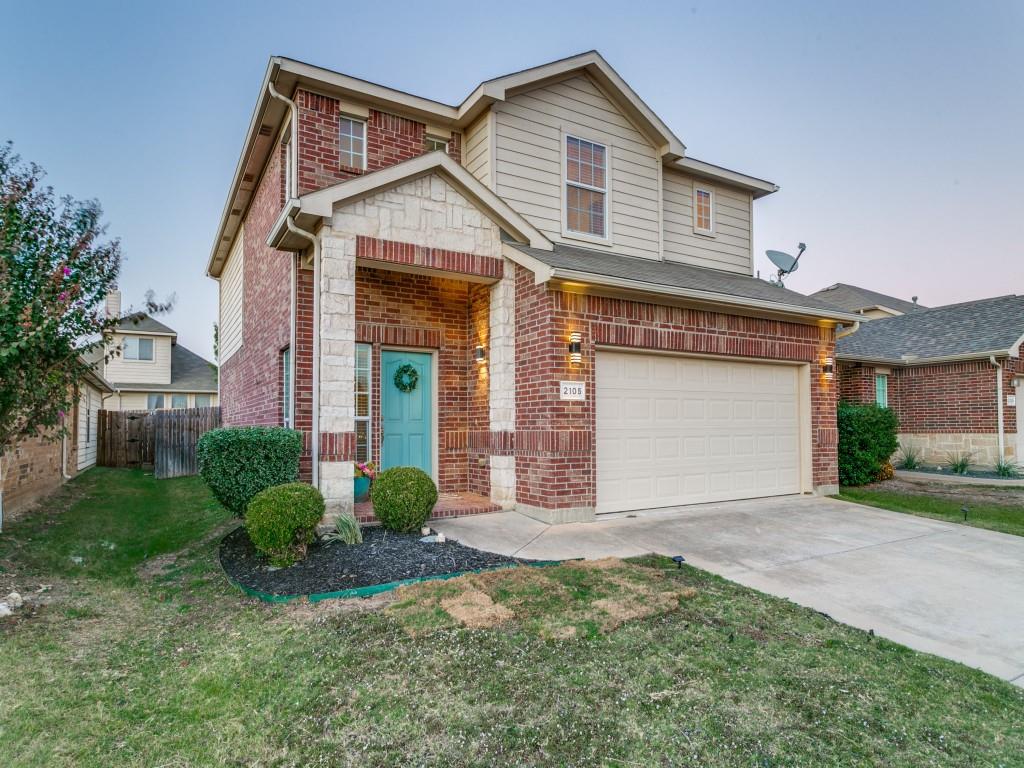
[99,291,218,411]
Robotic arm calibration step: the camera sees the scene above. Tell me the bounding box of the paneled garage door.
[596,351,802,514]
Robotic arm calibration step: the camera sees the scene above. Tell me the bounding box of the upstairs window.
[123,337,154,361]
[565,136,607,239]
[339,117,366,169]
[424,136,448,153]
[694,186,714,235]
[875,374,888,408]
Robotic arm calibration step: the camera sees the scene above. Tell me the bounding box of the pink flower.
[63,266,71,277]
[59,410,66,419]
[58,291,68,301]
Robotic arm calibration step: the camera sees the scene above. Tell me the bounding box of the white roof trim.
[671,157,779,199]
[838,350,1018,366]
[268,151,552,251]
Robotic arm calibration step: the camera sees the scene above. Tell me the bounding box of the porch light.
[474,345,486,363]
[568,332,582,365]
[822,357,835,380]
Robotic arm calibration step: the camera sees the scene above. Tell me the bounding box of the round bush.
[837,402,899,486]
[371,467,438,532]
[197,427,302,515]
[245,483,325,567]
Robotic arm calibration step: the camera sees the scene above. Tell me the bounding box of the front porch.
[354,491,500,525]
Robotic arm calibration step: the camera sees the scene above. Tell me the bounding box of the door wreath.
[393,363,419,393]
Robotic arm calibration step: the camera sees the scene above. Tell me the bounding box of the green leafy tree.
[0,143,166,521]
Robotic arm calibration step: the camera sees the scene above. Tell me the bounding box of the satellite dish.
[765,243,806,286]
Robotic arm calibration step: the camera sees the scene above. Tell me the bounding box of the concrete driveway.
[435,496,1024,685]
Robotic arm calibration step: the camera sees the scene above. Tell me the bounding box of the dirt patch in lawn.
[883,477,1023,507]
[388,557,696,637]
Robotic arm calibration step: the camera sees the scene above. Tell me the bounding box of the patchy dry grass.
[1,469,1023,767]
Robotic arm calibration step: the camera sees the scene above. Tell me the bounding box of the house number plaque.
[560,381,586,401]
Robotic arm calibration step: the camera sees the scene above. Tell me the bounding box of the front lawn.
[838,482,1024,538]
[1,469,1022,766]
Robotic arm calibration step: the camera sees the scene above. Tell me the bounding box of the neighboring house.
[206,51,860,526]
[810,283,926,319]
[1,361,111,524]
[836,295,1023,467]
[98,290,218,411]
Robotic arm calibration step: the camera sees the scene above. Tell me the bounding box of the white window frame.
[561,131,612,245]
[424,135,449,154]
[123,336,155,362]
[171,394,188,410]
[339,116,367,170]
[875,373,889,408]
[147,393,165,410]
[693,184,715,237]
[354,343,372,463]
[281,347,292,429]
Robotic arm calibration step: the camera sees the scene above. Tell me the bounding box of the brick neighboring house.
[809,283,927,320]
[836,295,1024,467]
[206,51,860,527]
[97,291,218,411]
[1,362,111,525]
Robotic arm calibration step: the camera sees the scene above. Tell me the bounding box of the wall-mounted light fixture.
[474,345,486,364]
[822,356,835,380]
[568,332,582,365]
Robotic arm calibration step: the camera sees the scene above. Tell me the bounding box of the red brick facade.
[839,358,1019,434]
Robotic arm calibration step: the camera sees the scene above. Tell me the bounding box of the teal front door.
[381,350,433,475]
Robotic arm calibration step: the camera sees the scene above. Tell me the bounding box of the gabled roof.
[265,151,551,255]
[810,283,926,316]
[504,241,863,324]
[110,343,218,393]
[207,51,776,277]
[836,295,1024,364]
[113,313,177,336]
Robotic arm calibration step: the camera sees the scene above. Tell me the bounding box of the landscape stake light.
[671,555,686,569]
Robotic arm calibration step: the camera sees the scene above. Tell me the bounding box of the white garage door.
[596,351,802,514]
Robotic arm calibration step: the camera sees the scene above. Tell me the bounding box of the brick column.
[488,260,516,508]
[318,226,357,527]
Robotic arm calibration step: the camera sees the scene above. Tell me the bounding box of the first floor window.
[339,117,366,169]
[281,347,292,428]
[171,394,187,409]
[875,374,888,408]
[565,135,607,238]
[694,186,714,234]
[147,393,164,410]
[195,394,212,408]
[355,343,371,462]
[124,336,154,361]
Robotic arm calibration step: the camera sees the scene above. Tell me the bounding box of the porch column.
[318,225,357,528]
[488,261,516,508]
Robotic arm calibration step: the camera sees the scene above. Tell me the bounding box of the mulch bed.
[900,466,1021,481]
[220,525,537,598]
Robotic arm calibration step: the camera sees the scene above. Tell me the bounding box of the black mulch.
[220,525,539,597]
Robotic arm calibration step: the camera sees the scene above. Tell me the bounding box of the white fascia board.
[548,268,863,324]
[500,243,555,285]
[671,157,778,198]
[838,349,1016,366]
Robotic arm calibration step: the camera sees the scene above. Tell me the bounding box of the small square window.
[171,394,187,409]
[147,393,164,410]
[424,136,448,153]
[123,337,154,361]
[339,117,366,169]
[694,187,714,234]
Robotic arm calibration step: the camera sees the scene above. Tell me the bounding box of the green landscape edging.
[225,559,565,604]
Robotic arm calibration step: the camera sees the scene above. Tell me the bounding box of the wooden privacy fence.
[98,407,221,479]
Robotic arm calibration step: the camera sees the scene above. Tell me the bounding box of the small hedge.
[371,467,438,533]
[837,402,899,486]
[197,427,302,515]
[245,483,325,567]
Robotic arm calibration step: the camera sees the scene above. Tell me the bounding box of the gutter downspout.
[990,356,1006,461]
[267,82,297,199]
[836,321,861,340]
[287,216,321,490]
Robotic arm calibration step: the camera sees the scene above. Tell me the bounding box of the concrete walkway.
[435,496,1024,685]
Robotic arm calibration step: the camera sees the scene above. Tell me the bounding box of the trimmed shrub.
[197,427,302,515]
[837,402,898,486]
[245,483,325,566]
[371,467,438,533]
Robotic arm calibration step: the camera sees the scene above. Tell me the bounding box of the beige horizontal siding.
[494,74,661,260]
[662,169,752,274]
[463,112,491,189]
[104,334,173,385]
[76,383,100,470]
[106,391,219,411]
[219,228,244,362]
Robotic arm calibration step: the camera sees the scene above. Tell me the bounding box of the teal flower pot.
[354,476,371,503]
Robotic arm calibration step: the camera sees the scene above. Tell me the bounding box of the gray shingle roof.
[113,343,218,393]
[809,283,926,315]
[836,295,1024,363]
[115,313,177,335]
[506,241,860,319]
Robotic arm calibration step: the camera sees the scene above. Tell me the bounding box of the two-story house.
[207,51,860,527]
[99,291,218,411]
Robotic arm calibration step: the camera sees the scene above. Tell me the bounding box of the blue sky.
[4,0,1022,359]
